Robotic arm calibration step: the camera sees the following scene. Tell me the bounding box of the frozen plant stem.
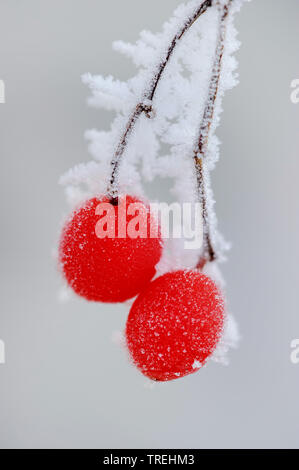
[107,0,213,204]
[195,0,232,269]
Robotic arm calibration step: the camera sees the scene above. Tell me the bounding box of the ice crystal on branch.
[62,0,248,215]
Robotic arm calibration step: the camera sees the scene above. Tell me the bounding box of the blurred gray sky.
[0,0,299,449]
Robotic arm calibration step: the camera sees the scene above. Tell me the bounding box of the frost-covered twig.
[108,0,213,203]
[195,0,232,269]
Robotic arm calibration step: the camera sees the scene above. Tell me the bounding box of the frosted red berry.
[126,270,225,381]
[59,195,162,303]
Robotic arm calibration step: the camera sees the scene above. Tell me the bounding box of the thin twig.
[108,0,212,203]
[195,0,232,269]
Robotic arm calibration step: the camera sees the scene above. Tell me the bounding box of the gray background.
[0,0,299,449]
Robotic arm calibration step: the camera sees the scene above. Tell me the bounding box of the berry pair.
[58,194,224,381]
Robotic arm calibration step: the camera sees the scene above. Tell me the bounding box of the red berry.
[126,270,225,381]
[59,195,162,303]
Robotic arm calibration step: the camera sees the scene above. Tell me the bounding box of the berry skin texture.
[59,195,162,303]
[126,270,225,382]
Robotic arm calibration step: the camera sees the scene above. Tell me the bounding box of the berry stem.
[108,0,213,203]
[195,0,232,269]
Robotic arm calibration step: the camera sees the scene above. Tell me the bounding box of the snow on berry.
[59,195,162,303]
[126,270,225,381]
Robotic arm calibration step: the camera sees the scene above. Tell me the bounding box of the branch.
[108,0,213,203]
[195,0,232,269]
